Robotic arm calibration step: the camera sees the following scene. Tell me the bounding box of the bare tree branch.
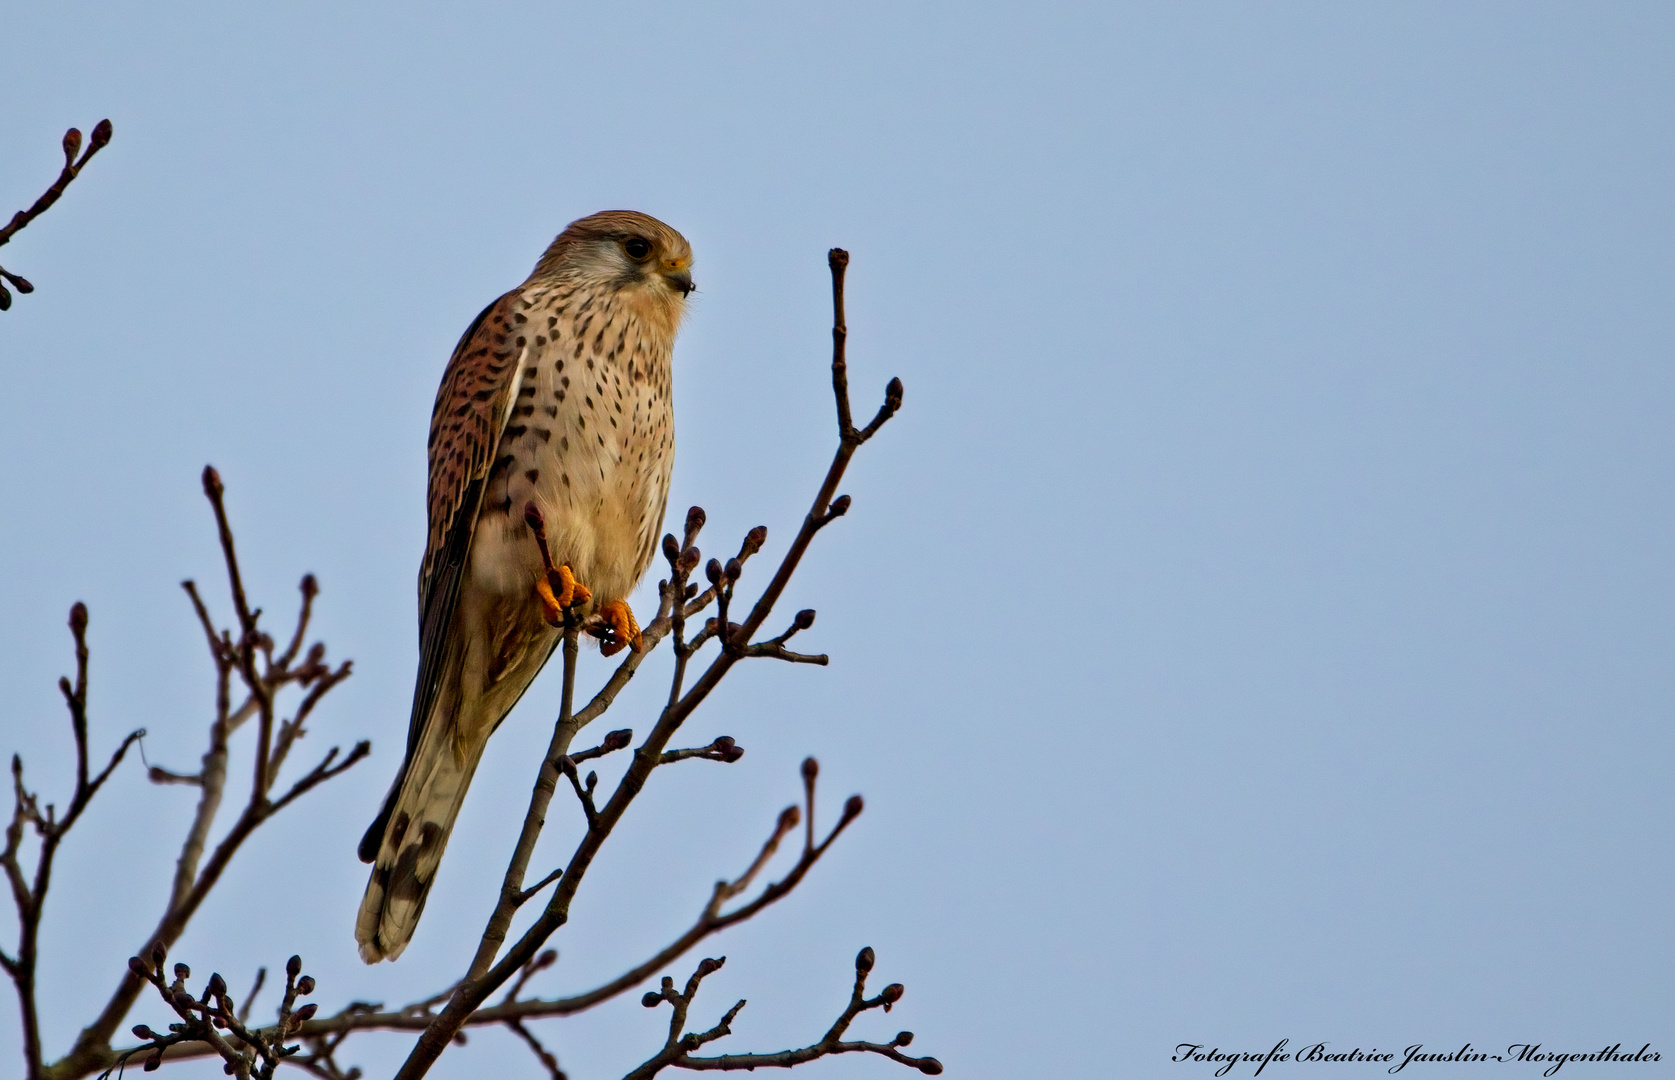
[0,121,112,311]
[622,949,940,1077]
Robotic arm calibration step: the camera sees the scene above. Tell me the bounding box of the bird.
[355,210,693,963]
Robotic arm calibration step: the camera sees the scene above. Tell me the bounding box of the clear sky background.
[3,4,1672,1078]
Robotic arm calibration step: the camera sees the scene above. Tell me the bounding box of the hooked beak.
[663,268,694,296]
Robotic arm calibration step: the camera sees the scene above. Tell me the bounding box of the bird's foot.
[535,565,593,627]
[594,599,643,657]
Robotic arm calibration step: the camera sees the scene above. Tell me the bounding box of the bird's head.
[531,210,694,307]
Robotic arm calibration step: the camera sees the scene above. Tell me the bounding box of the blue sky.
[3,4,1672,1078]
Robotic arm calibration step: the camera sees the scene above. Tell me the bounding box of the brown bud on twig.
[291,1002,318,1025]
[894,1031,914,1047]
[69,601,88,633]
[794,609,816,630]
[131,1025,155,1040]
[641,991,662,1008]
[172,990,196,1011]
[778,805,801,832]
[90,119,113,151]
[880,983,904,1008]
[173,963,190,982]
[603,728,633,751]
[740,525,767,557]
[855,946,875,973]
[684,505,706,545]
[128,957,149,979]
[62,127,82,163]
[533,948,557,971]
[724,558,741,582]
[918,1059,944,1075]
[201,465,223,500]
[143,1050,163,1072]
[696,956,725,978]
[150,942,167,967]
[842,794,865,822]
[300,573,319,600]
[663,534,681,563]
[0,271,33,294]
[886,376,904,409]
[828,494,852,518]
[678,547,701,573]
[296,975,316,996]
[705,558,723,585]
[206,973,226,997]
[801,756,819,782]
[286,955,302,978]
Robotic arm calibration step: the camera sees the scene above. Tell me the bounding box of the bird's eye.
[624,238,652,260]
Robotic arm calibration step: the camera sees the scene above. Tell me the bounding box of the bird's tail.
[355,718,484,964]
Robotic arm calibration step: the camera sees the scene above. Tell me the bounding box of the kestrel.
[355,211,693,963]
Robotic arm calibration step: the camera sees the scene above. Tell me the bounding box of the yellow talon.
[535,565,592,627]
[597,599,642,657]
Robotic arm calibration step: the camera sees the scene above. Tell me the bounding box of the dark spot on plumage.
[535,336,546,347]
[491,454,515,475]
[513,312,527,323]
[561,375,570,387]
[557,390,566,402]
[562,473,570,486]
[518,404,534,416]
[534,427,551,441]
[547,316,558,329]
[473,389,494,401]
[524,367,539,378]
[545,405,558,417]
[519,385,537,397]
[506,425,526,438]
[585,396,593,408]
[560,436,569,451]
[525,469,539,482]
[516,336,527,347]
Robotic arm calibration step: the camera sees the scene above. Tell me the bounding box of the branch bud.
[918,1058,944,1075]
[603,728,633,751]
[286,954,302,978]
[740,525,767,557]
[842,794,864,822]
[291,1002,318,1025]
[201,465,222,500]
[143,1050,163,1072]
[205,972,225,997]
[69,602,88,633]
[0,283,9,311]
[296,975,315,996]
[886,376,904,409]
[132,1024,156,1040]
[880,983,904,1007]
[128,957,149,979]
[893,1031,914,1047]
[801,756,818,782]
[793,609,815,630]
[684,505,706,538]
[705,558,722,585]
[533,948,557,971]
[300,573,319,600]
[724,558,741,582]
[855,946,875,973]
[696,956,725,978]
[172,990,196,1010]
[828,494,851,518]
[90,119,113,151]
[778,805,801,832]
[150,942,167,967]
[641,991,662,1008]
[678,547,701,572]
[662,534,680,563]
[62,127,82,163]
